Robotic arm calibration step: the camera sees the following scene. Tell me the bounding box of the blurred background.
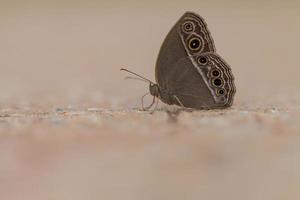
[0,0,299,107]
[1,1,300,200]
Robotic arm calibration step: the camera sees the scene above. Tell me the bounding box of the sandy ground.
[1,1,300,200]
[2,104,300,200]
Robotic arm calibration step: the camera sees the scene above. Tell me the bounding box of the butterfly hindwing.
[165,53,235,109]
[189,53,235,107]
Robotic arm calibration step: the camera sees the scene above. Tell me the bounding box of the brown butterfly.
[122,12,235,110]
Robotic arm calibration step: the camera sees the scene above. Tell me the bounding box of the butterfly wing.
[155,12,216,90]
[167,53,235,109]
[155,12,235,109]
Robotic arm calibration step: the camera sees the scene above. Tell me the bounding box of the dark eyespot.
[211,70,220,77]
[188,38,201,50]
[218,89,226,96]
[213,78,222,87]
[198,56,207,65]
[182,21,194,33]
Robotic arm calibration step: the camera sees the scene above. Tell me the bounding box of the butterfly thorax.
[149,83,175,105]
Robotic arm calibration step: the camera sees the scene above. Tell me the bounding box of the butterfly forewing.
[155,12,216,89]
[178,12,216,54]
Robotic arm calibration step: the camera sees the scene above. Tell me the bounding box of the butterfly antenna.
[120,68,154,84]
[125,76,149,83]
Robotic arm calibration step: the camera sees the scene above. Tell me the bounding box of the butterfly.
[121,12,235,110]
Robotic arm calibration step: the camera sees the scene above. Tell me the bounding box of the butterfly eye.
[198,56,208,65]
[211,69,220,77]
[182,21,195,33]
[213,78,223,87]
[188,37,202,51]
[217,89,226,96]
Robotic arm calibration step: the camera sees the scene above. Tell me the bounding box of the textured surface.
[1,1,300,200]
[1,104,300,200]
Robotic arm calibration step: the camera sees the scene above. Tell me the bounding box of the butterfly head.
[149,83,160,97]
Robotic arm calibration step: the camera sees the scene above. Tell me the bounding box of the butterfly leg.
[149,98,159,114]
[141,93,156,111]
